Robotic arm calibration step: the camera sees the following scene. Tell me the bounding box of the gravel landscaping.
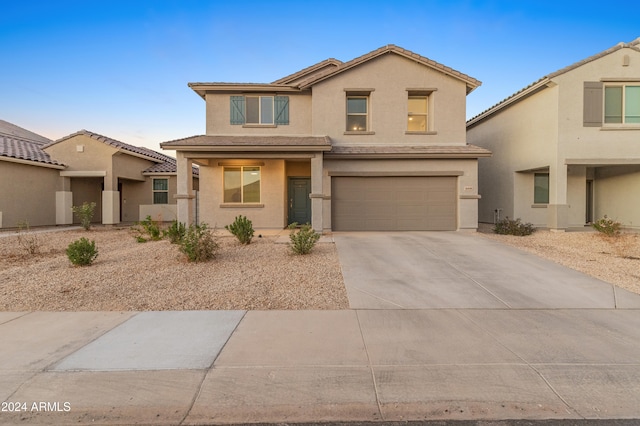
[0,227,348,311]
[2,225,639,312]
[476,224,640,295]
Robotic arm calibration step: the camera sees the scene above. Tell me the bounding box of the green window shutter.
[583,82,603,127]
[274,96,289,125]
[230,96,245,125]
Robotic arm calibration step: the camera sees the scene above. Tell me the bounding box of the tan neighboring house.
[467,38,640,230]
[0,123,198,228]
[161,45,490,232]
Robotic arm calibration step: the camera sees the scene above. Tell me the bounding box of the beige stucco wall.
[594,166,640,229]
[468,85,559,224]
[312,54,469,146]
[44,134,117,176]
[0,160,59,228]
[198,159,286,229]
[70,178,103,223]
[323,158,480,231]
[205,92,312,135]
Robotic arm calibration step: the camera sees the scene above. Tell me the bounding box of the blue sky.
[1,1,638,152]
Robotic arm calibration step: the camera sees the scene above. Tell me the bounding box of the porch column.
[55,176,73,225]
[310,153,324,233]
[548,162,568,231]
[175,153,194,226]
[102,175,120,225]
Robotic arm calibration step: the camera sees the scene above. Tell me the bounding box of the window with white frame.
[246,96,274,124]
[152,178,169,204]
[604,84,640,124]
[407,95,428,131]
[223,166,261,203]
[346,96,368,131]
[534,173,549,204]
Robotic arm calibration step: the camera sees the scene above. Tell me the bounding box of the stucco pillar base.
[310,154,324,233]
[56,191,73,225]
[547,204,569,231]
[102,191,120,225]
[175,194,195,226]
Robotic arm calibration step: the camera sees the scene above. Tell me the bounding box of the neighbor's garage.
[331,176,457,231]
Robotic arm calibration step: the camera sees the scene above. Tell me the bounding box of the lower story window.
[534,173,549,204]
[153,178,169,204]
[224,166,261,203]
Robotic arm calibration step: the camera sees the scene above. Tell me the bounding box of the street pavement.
[1,231,640,425]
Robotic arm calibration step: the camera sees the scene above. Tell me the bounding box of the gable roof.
[46,130,198,176]
[467,37,640,128]
[188,45,481,97]
[297,45,481,93]
[0,135,65,168]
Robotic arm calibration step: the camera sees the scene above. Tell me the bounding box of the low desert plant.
[16,220,40,255]
[132,215,162,242]
[71,201,96,231]
[288,222,321,255]
[66,237,98,266]
[179,223,218,262]
[493,217,535,236]
[225,215,254,245]
[592,215,621,237]
[163,220,187,244]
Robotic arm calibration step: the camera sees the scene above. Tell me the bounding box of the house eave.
[324,152,492,160]
[161,144,332,153]
[0,155,66,169]
[188,83,302,99]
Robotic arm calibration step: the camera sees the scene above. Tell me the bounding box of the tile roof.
[0,120,52,145]
[0,135,65,166]
[271,58,342,85]
[161,135,332,147]
[326,144,491,158]
[467,37,640,127]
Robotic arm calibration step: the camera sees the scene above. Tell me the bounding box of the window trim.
[603,83,640,126]
[222,166,262,205]
[152,178,169,205]
[407,95,428,133]
[245,95,274,125]
[346,95,369,132]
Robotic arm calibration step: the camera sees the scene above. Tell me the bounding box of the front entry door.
[288,177,311,225]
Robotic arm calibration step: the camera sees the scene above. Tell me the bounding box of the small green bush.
[163,220,187,244]
[16,220,40,255]
[225,215,254,245]
[66,237,98,266]
[180,223,218,262]
[71,201,96,231]
[592,215,621,237]
[288,223,321,255]
[132,215,162,242]
[493,217,535,236]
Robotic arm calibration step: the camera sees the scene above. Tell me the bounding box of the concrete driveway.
[334,231,640,309]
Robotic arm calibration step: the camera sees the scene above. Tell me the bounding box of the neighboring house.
[161,45,490,232]
[467,38,640,230]
[0,123,198,228]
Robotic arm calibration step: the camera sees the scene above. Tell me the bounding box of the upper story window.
[223,166,261,204]
[604,84,640,124]
[407,96,428,131]
[230,96,289,126]
[152,178,169,204]
[346,96,368,132]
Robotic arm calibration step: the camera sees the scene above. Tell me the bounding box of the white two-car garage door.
[332,176,457,231]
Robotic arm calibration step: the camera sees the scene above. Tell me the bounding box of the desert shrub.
[493,217,535,236]
[66,237,98,266]
[592,215,621,237]
[16,220,40,255]
[288,223,321,255]
[180,223,218,262]
[132,215,162,242]
[163,220,187,244]
[225,215,254,245]
[71,201,96,231]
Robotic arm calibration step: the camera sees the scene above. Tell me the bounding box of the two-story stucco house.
[161,45,490,232]
[467,38,640,230]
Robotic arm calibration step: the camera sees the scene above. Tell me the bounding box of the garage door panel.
[332,176,457,231]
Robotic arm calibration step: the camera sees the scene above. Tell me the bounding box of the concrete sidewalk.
[2,307,640,425]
